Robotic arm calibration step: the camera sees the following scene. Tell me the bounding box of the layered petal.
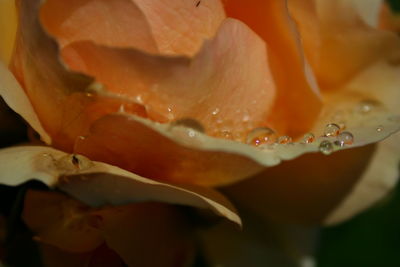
[288,0,400,88]
[61,19,276,141]
[224,0,322,136]
[0,146,241,225]
[40,0,226,56]
[23,191,195,266]
[223,60,400,224]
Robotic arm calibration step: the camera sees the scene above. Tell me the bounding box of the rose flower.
[0,0,399,266]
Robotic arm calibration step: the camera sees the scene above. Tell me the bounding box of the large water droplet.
[171,118,205,133]
[356,100,380,114]
[301,133,315,144]
[335,131,354,147]
[246,128,277,146]
[277,135,292,144]
[324,123,340,137]
[319,140,334,155]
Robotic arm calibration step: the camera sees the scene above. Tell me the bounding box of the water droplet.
[277,135,292,144]
[376,125,384,132]
[335,131,354,147]
[118,104,125,113]
[221,130,233,140]
[301,133,315,144]
[246,128,277,146]
[212,108,220,116]
[87,82,104,92]
[356,100,380,114]
[135,94,143,104]
[171,118,205,133]
[324,123,340,137]
[319,140,334,155]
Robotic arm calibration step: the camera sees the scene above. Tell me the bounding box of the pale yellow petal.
[0,145,241,225]
[0,62,51,143]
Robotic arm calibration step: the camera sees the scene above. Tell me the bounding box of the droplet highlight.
[324,123,341,137]
[356,100,380,114]
[335,132,354,147]
[246,128,277,146]
[171,118,205,133]
[376,125,384,132]
[319,140,334,155]
[277,135,292,144]
[301,133,315,144]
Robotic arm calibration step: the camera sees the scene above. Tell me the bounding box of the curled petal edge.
[0,145,241,226]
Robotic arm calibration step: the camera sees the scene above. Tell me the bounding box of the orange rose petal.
[73,113,264,186]
[0,0,17,63]
[40,0,226,57]
[62,19,277,141]
[223,145,376,224]
[39,244,92,267]
[96,203,195,267]
[224,0,322,136]
[23,190,104,253]
[24,191,195,266]
[288,0,400,88]
[40,0,158,53]
[380,3,400,32]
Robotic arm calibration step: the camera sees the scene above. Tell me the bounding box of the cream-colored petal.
[0,145,241,225]
[324,0,384,28]
[325,132,400,225]
[0,62,51,143]
[324,62,400,224]
[0,0,17,64]
[223,61,400,223]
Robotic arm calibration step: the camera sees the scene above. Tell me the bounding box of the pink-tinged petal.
[40,0,158,53]
[288,0,400,88]
[131,0,226,56]
[224,0,322,136]
[40,0,226,57]
[0,0,17,63]
[61,18,276,141]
